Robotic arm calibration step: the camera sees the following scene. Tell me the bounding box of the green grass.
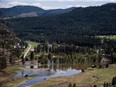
[0,66,39,87]
[0,66,26,87]
[0,77,27,87]
[26,41,39,49]
[98,35,116,40]
[3,66,22,75]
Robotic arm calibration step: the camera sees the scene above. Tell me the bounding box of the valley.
[0,2,116,87]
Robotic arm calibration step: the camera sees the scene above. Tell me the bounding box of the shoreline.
[0,65,49,87]
[31,64,116,87]
[0,64,116,87]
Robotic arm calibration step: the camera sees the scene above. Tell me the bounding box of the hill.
[6,3,116,44]
[0,20,21,70]
[0,6,76,18]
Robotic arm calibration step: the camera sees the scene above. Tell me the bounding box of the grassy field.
[98,35,116,40]
[0,66,23,87]
[0,66,34,87]
[32,64,116,87]
[26,41,39,49]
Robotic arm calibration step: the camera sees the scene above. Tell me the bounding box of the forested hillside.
[6,3,116,44]
[0,20,25,70]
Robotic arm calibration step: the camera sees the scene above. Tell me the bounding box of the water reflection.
[17,61,92,87]
[15,69,50,77]
[48,64,90,71]
[18,68,82,87]
[16,64,87,77]
[24,60,92,69]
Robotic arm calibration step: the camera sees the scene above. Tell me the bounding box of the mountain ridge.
[0,5,76,18]
[6,3,116,43]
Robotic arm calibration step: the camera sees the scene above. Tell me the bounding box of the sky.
[0,0,116,9]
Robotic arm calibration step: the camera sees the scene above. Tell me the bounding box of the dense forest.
[31,37,116,65]
[5,3,116,44]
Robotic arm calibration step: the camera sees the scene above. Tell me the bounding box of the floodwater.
[17,61,92,87]
[16,65,88,87]
[18,68,81,87]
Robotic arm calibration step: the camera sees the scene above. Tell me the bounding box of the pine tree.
[21,55,25,65]
[112,77,116,85]
[30,51,34,61]
[73,83,76,87]
[68,83,72,87]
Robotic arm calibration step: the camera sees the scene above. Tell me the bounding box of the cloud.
[0,0,116,9]
[9,1,28,6]
[43,0,115,1]
[0,1,41,8]
[44,0,114,1]
[0,1,29,8]
[31,3,41,7]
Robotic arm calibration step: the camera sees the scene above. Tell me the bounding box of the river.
[15,63,92,87]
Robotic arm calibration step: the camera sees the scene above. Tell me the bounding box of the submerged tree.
[30,51,34,61]
[21,54,25,65]
[68,83,72,87]
[73,83,76,87]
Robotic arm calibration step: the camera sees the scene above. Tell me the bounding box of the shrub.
[93,85,97,87]
[68,83,72,87]
[30,65,34,68]
[112,76,116,85]
[103,82,110,87]
[73,83,76,87]
[24,74,28,77]
[81,69,84,72]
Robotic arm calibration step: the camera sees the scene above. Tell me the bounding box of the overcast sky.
[0,0,116,9]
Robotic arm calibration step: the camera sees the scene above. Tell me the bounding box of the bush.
[93,85,97,87]
[81,69,84,72]
[25,58,29,61]
[105,64,109,68]
[98,65,102,68]
[112,76,116,85]
[68,83,72,87]
[73,83,76,87]
[24,74,28,77]
[30,65,34,68]
[103,82,110,87]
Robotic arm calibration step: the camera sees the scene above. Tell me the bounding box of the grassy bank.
[0,66,28,87]
[32,64,116,87]
[0,65,48,87]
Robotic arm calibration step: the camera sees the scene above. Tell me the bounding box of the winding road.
[23,44,31,58]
